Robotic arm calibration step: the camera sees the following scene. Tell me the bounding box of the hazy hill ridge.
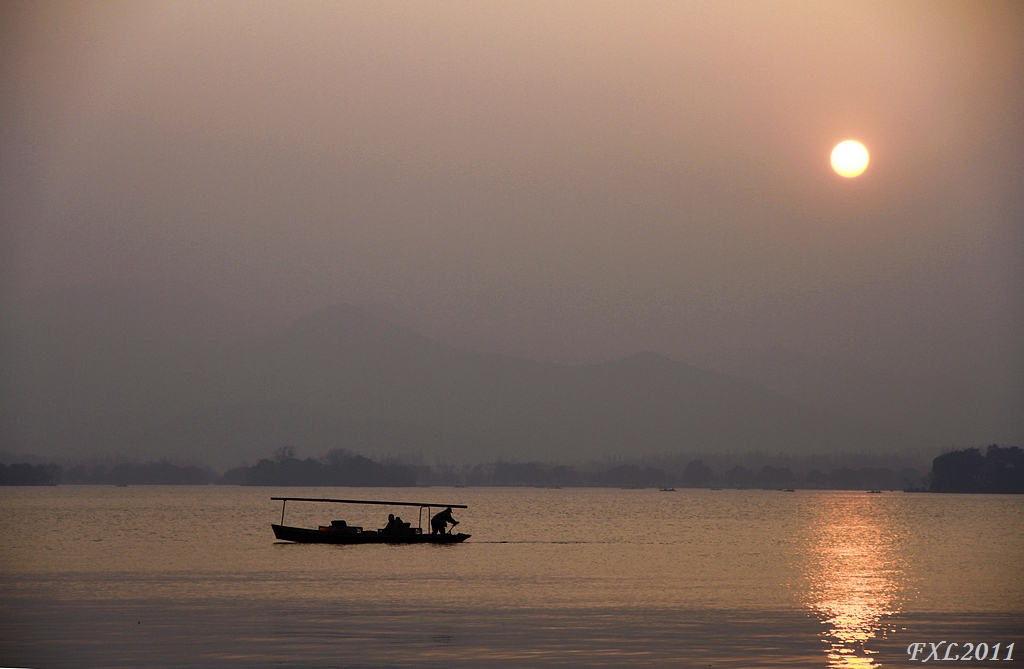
[2,285,930,468]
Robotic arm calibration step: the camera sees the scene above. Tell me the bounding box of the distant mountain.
[704,346,1023,448]
[1,285,935,468]
[0,281,292,462]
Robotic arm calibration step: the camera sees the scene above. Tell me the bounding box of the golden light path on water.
[804,494,910,668]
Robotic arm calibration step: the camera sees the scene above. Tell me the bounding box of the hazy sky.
[3,1,1022,381]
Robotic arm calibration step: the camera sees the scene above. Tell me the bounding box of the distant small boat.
[867,490,882,494]
[782,489,796,493]
[659,487,676,492]
[270,497,470,545]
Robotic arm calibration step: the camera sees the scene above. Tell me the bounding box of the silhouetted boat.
[270,496,470,544]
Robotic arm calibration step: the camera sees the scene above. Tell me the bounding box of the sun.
[831,140,869,178]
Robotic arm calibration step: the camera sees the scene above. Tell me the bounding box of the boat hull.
[272,524,470,544]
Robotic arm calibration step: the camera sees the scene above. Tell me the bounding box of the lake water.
[1,486,1021,668]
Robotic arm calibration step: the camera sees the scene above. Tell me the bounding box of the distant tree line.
[0,461,212,485]
[416,459,926,490]
[0,453,925,489]
[1,450,417,486]
[929,444,1023,494]
[5,444,1020,492]
[62,462,213,485]
[221,447,417,486]
[0,462,61,486]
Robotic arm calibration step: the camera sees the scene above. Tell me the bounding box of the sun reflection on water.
[804,494,910,668]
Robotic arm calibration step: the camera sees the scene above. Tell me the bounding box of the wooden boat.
[270,496,470,544]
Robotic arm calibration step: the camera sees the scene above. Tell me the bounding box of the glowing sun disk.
[831,141,869,178]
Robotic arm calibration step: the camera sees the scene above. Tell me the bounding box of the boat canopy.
[271,496,467,528]
[270,496,466,508]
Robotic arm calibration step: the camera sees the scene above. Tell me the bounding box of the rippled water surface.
[1,487,1021,667]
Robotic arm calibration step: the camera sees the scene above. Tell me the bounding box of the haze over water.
[2,487,1020,667]
[2,2,1022,461]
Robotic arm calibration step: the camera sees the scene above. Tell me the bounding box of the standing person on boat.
[430,507,459,535]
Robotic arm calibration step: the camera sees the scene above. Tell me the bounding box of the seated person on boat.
[382,513,415,535]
